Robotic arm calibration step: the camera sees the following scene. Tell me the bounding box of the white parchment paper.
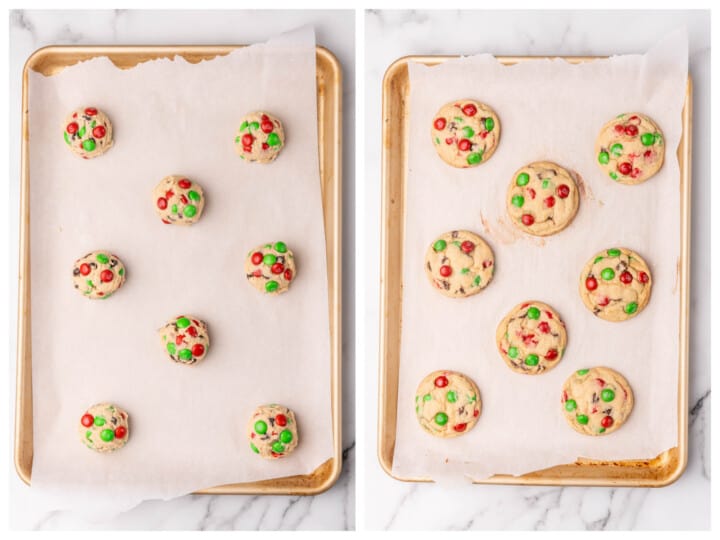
[393,30,687,481]
[28,26,333,510]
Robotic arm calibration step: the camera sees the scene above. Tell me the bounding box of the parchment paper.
[393,30,687,481]
[28,26,333,511]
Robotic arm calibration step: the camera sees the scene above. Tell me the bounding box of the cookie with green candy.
[424,230,494,298]
[63,107,113,159]
[248,404,298,459]
[72,250,126,300]
[431,99,500,168]
[158,315,209,365]
[415,370,481,438]
[153,175,205,225]
[234,111,285,163]
[245,241,296,295]
[79,402,129,453]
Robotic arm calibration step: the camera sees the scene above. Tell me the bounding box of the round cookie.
[424,230,494,298]
[63,107,113,159]
[158,315,209,365]
[248,404,298,459]
[496,301,567,375]
[72,250,126,299]
[79,402,129,452]
[153,175,205,225]
[234,111,285,163]
[506,161,579,236]
[595,112,665,185]
[245,241,296,294]
[561,367,634,436]
[431,99,500,168]
[415,370,481,437]
[580,247,652,322]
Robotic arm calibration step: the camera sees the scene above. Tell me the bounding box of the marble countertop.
[8,9,355,530]
[363,9,710,530]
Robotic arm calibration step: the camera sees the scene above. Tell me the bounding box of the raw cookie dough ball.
[79,402,129,452]
[63,107,113,159]
[248,404,299,459]
[580,247,652,322]
[424,230,494,298]
[72,250,126,299]
[245,241,296,294]
[496,300,567,375]
[234,111,285,163]
[415,370,482,437]
[507,161,580,236]
[561,367,634,436]
[158,315,209,365]
[153,175,205,225]
[431,99,500,168]
[595,112,665,185]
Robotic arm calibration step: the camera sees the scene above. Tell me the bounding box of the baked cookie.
[79,402,129,452]
[72,250,126,299]
[424,230,494,298]
[234,111,285,163]
[153,175,205,225]
[561,367,634,436]
[248,404,299,459]
[63,107,113,159]
[245,241,296,294]
[595,113,665,185]
[415,370,481,437]
[158,315,209,365]
[496,301,567,375]
[431,99,500,168]
[506,161,579,236]
[580,247,652,322]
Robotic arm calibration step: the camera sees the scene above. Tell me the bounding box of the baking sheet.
[392,30,687,481]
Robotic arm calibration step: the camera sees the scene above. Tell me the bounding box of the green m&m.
[96,253,109,264]
[511,195,525,208]
[576,414,589,425]
[250,442,259,454]
[279,430,293,444]
[462,126,475,138]
[524,354,539,366]
[183,205,197,218]
[508,346,518,359]
[607,248,621,257]
[94,416,106,426]
[516,172,530,186]
[176,317,191,329]
[178,348,192,361]
[564,399,577,412]
[254,420,268,435]
[624,302,638,314]
[423,393,432,402]
[598,151,610,164]
[484,117,495,132]
[265,281,279,293]
[601,389,615,402]
[576,369,589,376]
[434,412,448,426]
[446,391,457,403]
[601,268,615,280]
[610,143,623,157]
[82,139,96,152]
[100,429,115,442]
[267,133,281,147]
[272,441,285,453]
[433,239,447,252]
[274,241,287,253]
[526,306,540,319]
[467,152,482,165]
[167,343,176,355]
[641,133,655,146]
[263,254,277,266]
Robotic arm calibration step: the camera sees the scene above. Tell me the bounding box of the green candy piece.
[118,268,124,276]
[565,399,577,412]
[272,441,285,453]
[249,121,260,131]
[601,389,615,402]
[96,253,109,264]
[178,348,192,361]
[466,152,482,165]
[265,280,279,293]
[641,133,655,146]
[77,126,86,138]
[473,275,481,286]
[86,430,93,441]
[446,391,457,403]
[188,190,201,201]
[461,126,475,138]
[64,132,71,145]
[460,268,470,274]
[183,205,197,218]
[594,256,604,263]
[453,116,463,123]
[610,143,623,157]
[274,241,287,253]
[240,121,249,131]
[94,416,106,426]
[82,139,96,152]
[434,412,448,426]
[235,136,240,143]
[598,151,610,164]
[484,117,495,132]
[624,302,638,314]
[609,172,618,180]
[524,354,539,366]
[167,342,176,355]
[172,204,178,214]
[607,248,621,257]
[516,173,530,186]
[542,179,550,189]
[526,306,540,320]
[598,427,606,433]
[508,346,518,359]
[576,369,589,376]
[263,254,277,266]
[91,120,96,128]
[435,137,440,145]
[250,442,259,454]
[279,430,293,443]
[433,239,447,252]
[423,393,432,402]
[176,317,191,328]
[511,195,525,208]
[601,268,615,281]
[576,415,589,425]
[254,420,268,435]
[100,429,114,442]
[267,133,281,146]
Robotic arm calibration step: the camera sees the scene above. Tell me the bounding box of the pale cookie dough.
[245,241,296,294]
[595,112,665,185]
[63,107,113,159]
[415,370,482,437]
[424,230,494,298]
[561,367,634,436]
[153,175,205,225]
[580,247,652,322]
[79,402,129,452]
[234,111,285,163]
[496,301,567,375]
[72,250,126,299]
[431,99,500,168]
[158,315,209,365]
[248,404,299,459]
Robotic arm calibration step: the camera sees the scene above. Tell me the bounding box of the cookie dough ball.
[431,99,500,168]
[595,113,665,184]
[561,367,634,436]
[245,241,296,294]
[79,402,129,452]
[63,107,113,159]
[424,230,494,298]
[248,404,299,459]
[153,175,205,225]
[72,250,126,299]
[415,370,481,437]
[507,161,579,236]
[158,315,209,365]
[496,301,567,375]
[580,247,652,322]
[234,111,285,163]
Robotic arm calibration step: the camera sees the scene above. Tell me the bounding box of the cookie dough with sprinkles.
[158,315,209,365]
[431,99,500,168]
[79,402,129,452]
[245,241,296,294]
[580,247,652,322]
[63,107,113,159]
[561,367,634,436]
[424,230,494,298]
[415,370,482,438]
[496,300,567,375]
[152,175,205,225]
[72,250,126,299]
[234,111,285,163]
[248,404,299,459]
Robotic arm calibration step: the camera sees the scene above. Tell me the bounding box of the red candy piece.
[527,188,536,199]
[100,270,114,283]
[191,344,205,357]
[522,334,537,346]
[473,409,480,417]
[453,423,467,432]
[598,296,610,307]
[618,162,632,175]
[619,271,633,284]
[251,252,264,265]
[79,263,91,276]
[462,104,477,116]
[482,260,493,269]
[538,321,550,334]
[644,150,653,158]
[624,125,639,137]
[187,326,198,337]
[614,124,624,133]
[556,184,570,198]
[178,179,191,189]
[92,126,106,139]
[596,378,605,387]
[157,197,168,210]
[638,271,650,283]
[276,414,287,426]
[434,118,447,130]
[545,310,554,319]
[585,276,598,291]
[261,120,274,134]
[84,107,97,116]
[66,122,79,134]
[601,416,614,428]
[434,375,449,388]
[521,214,534,226]
[544,195,556,208]
[439,265,452,277]
[242,134,254,146]
[180,194,188,205]
[545,349,558,361]
[445,137,454,145]
[460,240,474,254]
[271,262,284,274]
[114,426,127,439]
[262,143,269,150]
[252,269,262,277]
[165,190,174,199]
[284,269,293,281]
[458,139,471,152]
[243,146,252,153]
[81,414,94,427]
[175,335,184,346]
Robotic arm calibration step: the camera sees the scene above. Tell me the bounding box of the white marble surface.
[364,10,710,530]
[8,9,355,530]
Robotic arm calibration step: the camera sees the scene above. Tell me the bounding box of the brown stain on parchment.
[480,212,546,247]
[571,170,595,202]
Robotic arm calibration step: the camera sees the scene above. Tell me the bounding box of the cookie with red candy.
[153,175,205,225]
[79,402,129,452]
[244,241,296,294]
[63,107,113,159]
[415,370,482,438]
[234,111,285,163]
[72,250,126,300]
[158,315,210,365]
[431,99,500,168]
[248,404,299,459]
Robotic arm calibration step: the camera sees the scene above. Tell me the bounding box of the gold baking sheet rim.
[378,55,691,487]
[15,45,342,496]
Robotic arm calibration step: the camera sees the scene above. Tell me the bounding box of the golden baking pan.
[378,55,691,487]
[15,45,342,496]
